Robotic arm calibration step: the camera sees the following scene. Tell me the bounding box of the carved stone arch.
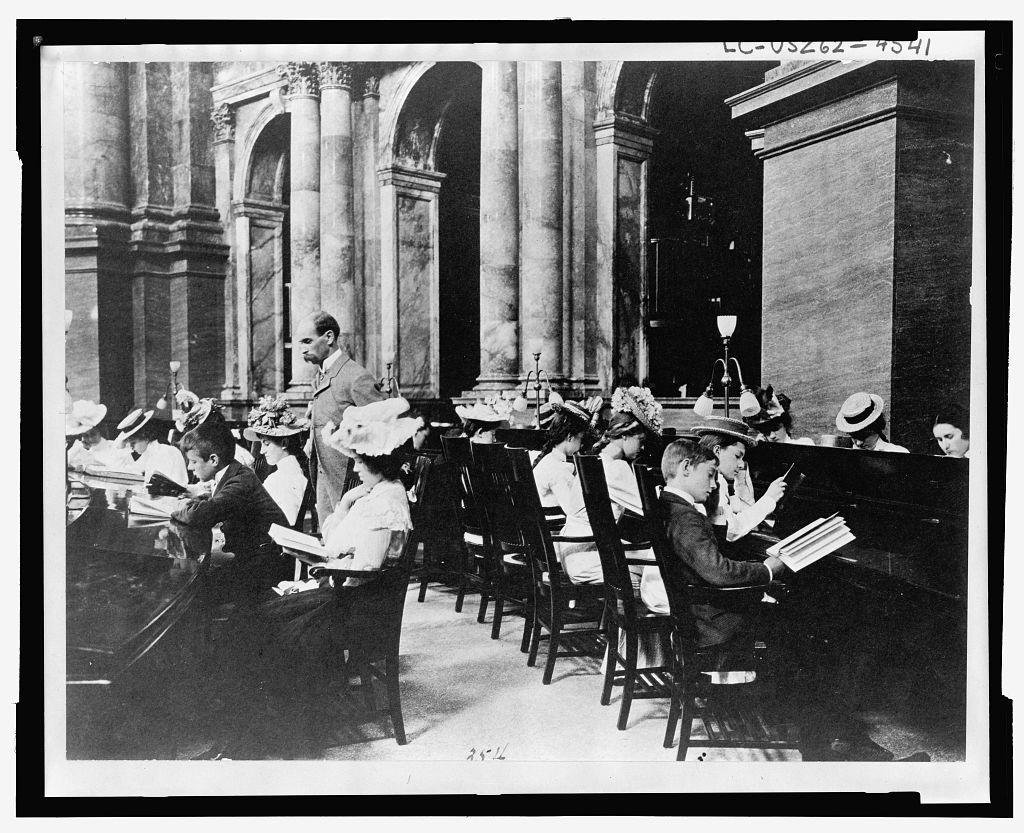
[598,60,659,122]
[233,101,287,202]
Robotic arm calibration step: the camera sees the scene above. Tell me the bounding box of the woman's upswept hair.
[357,451,405,482]
[933,404,969,438]
[533,408,594,468]
[590,411,646,453]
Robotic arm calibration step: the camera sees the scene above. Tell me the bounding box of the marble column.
[63,61,134,417]
[520,62,565,382]
[359,75,381,372]
[318,62,356,352]
[212,103,240,401]
[278,61,321,390]
[475,61,520,391]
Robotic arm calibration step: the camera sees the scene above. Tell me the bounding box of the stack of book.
[765,512,856,572]
[128,494,181,518]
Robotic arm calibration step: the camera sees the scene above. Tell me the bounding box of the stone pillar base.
[471,374,522,393]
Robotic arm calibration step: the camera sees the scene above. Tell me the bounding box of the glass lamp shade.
[693,391,716,418]
[64,309,74,333]
[512,396,529,413]
[168,360,181,373]
[156,396,168,411]
[739,388,761,418]
[716,315,737,338]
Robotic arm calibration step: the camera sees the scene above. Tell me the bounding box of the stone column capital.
[278,61,321,99]
[360,74,380,99]
[318,62,354,91]
[210,103,236,143]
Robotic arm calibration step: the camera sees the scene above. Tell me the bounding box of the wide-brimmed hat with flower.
[745,385,791,429]
[243,394,309,442]
[172,390,207,432]
[323,397,424,458]
[114,408,156,446]
[693,416,761,447]
[835,392,885,433]
[66,400,107,437]
[610,386,663,435]
[455,402,505,425]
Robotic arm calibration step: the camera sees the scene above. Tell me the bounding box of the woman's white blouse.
[532,448,576,509]
[708,471,777,543]
[67,438,134,471]
[262,454,307,525]
[132,441,189,486]
[322,480,412,585]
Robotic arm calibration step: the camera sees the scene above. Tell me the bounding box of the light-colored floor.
[198,583,964,763]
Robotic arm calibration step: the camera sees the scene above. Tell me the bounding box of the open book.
[269,524,329,560]
[128,494,180,518]
[765,512,856,572]
[83,465,145,483]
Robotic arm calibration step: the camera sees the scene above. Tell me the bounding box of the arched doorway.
[381,62,482,399]
[238,112,290,398]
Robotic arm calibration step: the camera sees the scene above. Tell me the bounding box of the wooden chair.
[507,448,605,684]
[470,442,533,649]
[440,435,498,620]
[575,454,674,730]
[414,451,463,602]
[634,463,799,761]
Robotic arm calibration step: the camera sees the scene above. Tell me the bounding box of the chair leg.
[617,631,638,730]
[600,620,619,706]
[477,589,489,624]
[542,615,562,685]
[676,688,695,761]
[527,612,543,667]
[490,594,504,640]
[454,570,467,613]
[385,653,407,746]
[520,608,533,654]
[664,691,681,748]
[357,660,375,711]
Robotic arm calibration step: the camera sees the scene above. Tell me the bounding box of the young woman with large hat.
[66,400,134,471]
[835,392,908,453]
[115,407,189,486]
[243,394,310,526]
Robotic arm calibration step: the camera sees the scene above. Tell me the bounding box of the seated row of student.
[835,392,908,452]
[932,404,970,458]
[170,420,291,606]
[743,385,815,445]
[261,399,420,675]
[534,387,663,587]
[638,438,787,644]
[65,399,135,471]
[691,417,787,544]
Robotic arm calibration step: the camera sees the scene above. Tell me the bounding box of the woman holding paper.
[692,416,786,544]
[115,408,189,487]
[551,387,662,585]
[260,398,421,663]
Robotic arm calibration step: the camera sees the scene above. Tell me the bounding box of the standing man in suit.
[295,311,383,524]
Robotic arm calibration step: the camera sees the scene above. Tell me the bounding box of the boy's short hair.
[661,438,717,482]
[180,420,235,464]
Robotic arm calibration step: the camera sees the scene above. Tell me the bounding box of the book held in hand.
[147,471,189,497]
[83,465,144,483]
[128,494,180,518]
[766,512,856,572]
[269,524,328,560]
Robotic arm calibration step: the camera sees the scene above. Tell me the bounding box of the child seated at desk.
[171,420,289,605]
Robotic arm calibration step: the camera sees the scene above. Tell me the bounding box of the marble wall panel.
[396,194,434,395]
[170,272,224,401]
[890,115,974,452]
[128,63,174,210]
[761,118,897,440]
[765,81,898,153]
[615,156,644,384]
[131,273,171,410]
[249,222,283,396]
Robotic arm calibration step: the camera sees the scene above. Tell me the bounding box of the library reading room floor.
[71,583,967,763]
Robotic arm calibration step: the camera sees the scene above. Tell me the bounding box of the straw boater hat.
[835,392,885,433]
[455,402,505,425]
[114,408,155,447]
[323,397,423,458]
[538,399,595,430]
[65,400,107,437]
[692,415,761,447]
[243,394,309,442]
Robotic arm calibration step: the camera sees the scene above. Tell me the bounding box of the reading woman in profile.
[453,401,505,444]
[835,392,908,453]
[242,394,310,527]
[932,403,970,459]
[264,398,421,673]
[551,387,662,585]
[531,400,598,513]
[115,407,189,486]
[66,400,134,471]
[745,385,815,445]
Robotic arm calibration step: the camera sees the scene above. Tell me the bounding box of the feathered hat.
[243,394,309,442]
[610,386,663,435]
[323,397,423,458]
[65,400,107,437]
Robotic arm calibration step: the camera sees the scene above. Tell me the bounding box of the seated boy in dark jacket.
[172,421,290,605]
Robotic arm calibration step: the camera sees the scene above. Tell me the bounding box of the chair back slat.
[441,435,485,537]
[633,463,702,648]
[470,443,524,552]
[507,447,564,588]
[574,454,637,616]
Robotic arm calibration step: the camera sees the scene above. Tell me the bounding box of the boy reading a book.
[172,421,290,605]
[640,438,787,648]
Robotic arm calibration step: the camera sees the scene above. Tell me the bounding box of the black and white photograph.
[25,15,1010,809]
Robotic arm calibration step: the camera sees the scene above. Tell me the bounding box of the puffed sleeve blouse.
[321,479,412,586]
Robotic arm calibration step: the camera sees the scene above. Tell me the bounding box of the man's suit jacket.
[660,491,771,647]
[309,352,382,521]
[171,459,287,562]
